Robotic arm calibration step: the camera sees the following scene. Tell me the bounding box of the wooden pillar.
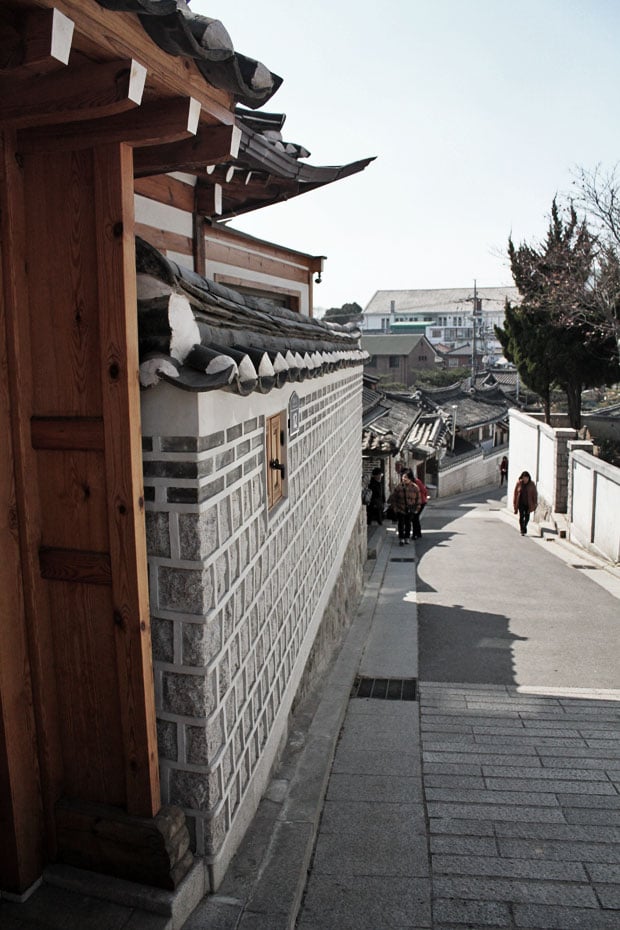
[0,131,46,895]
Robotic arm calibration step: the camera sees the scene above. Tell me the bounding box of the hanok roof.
[364,287,518,315]
[413,383,509,430]
[136,238,366,394]
[361,334,432,355]
[95,0,282,109]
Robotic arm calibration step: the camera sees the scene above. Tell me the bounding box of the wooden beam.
[133,123,241,178]
[31,417,105,452]
[0,59,147,128]
[196,182,223,217]
[39,548,112,585]
[17,97,200,154]
[134,174,195,214]
[31,0,234,125]
[0,8,75,77]
[94,142,160,818]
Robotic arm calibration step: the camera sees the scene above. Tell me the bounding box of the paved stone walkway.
[3,487,620,930]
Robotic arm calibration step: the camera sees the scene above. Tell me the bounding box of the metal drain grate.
[390,557,416,563]
[351,677,417,701]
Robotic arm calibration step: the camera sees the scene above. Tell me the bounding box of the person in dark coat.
[513,470,537,536]
[366,467,384,525]
[499,455,508,486]
[388,472,420,545]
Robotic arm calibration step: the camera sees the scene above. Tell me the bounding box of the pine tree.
[496,200,620,428]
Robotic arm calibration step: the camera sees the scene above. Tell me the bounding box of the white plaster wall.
[507,410,541,496]
[140,367,363,886]
[570,451,620,562]
[205,258,310,316]
[437,448,507,498]
[135,194,194,238]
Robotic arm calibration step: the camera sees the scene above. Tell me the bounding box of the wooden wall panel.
[23,151,102,416]
[205,238,308,284]
[36,450,109,551]
[1,130,62,892]
[47,582,125,805]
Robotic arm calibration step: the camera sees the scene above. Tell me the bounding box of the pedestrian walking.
[365,467,384,526]
[408,470,428,539]
[388,471,420,545]
[499,455,508,486]
[513,470,537,535]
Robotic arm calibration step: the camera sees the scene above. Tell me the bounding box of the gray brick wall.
[142,372,364,879]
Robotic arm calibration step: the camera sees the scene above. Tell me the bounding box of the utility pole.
[471,279,478,380]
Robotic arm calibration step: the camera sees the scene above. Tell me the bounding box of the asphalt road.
[417,486,620,689]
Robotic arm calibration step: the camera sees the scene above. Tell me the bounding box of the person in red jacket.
[513,470,538,536]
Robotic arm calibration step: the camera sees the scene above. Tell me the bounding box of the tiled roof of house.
[136,238,366,394]
[361,334,435,356]
[96,0,282,108]
[96,2,374,218]
[412,383,509,429]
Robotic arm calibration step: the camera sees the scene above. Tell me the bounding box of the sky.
[192,0,620,312]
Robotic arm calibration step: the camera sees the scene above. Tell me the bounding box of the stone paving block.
[594,884,620,908]
[482,764,609,781]
[432,853,587,881]
[494,820,620,843]
[497,837,620,863]
[513,903,620,929]
[423,749,541,764]
[432,897,512,927]
[297,875,432,930]
[432,875,598,907]
[311,819,429,878]
[585,863,620,882]
[427,801,566,823]
[539,754,620,768]
[474,725,584,738]
[557,792,620,808]
[486,777,617,794]
[319,799,426,835]
[565,808,620,825]
[337,720,418,753]
[430,834,499,856]
[537,746,620,759]
[331,748,421,776]
[423,761,483,776]
[429,817,495,836]
[424,774,486,790]
[426,787,562,806]
[327,772,422,803]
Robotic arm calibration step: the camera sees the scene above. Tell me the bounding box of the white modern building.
[362,287,519,356]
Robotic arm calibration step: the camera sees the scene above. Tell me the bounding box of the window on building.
[418,355,427,361]
[266,411,287,509]
[367,355,377,366]
[389,356,400,368]
[431,329,441,338]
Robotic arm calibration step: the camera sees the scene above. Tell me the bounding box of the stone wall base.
[55,799,193,891]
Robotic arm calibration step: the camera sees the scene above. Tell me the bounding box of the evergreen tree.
[496,200,620,428]
[323,302,363,324]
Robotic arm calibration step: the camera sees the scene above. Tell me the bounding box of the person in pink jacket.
[513,470,538,536]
